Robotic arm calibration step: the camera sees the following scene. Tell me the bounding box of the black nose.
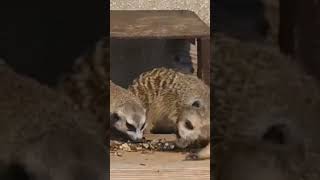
[134,138,144,143]
[184,120,194,130]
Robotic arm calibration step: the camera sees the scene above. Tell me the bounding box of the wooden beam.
[110,10,210,39]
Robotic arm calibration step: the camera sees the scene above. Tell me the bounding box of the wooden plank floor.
[110,134,210,180]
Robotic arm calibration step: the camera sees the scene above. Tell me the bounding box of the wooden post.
[197,37,210,85]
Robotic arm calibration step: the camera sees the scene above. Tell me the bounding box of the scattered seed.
[110,138,179,153]
[142,143,149,149]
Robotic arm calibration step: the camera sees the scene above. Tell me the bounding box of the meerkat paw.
[185,152,210,160]
[185,143,210,161]
[185,152,202,160]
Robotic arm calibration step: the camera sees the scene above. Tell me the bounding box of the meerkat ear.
[191,100,201,108]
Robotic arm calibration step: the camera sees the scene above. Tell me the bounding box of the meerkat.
[110,80,147,141]
[57,37,196,125]
[211,33,320,179]
[0,63,107,180]
[212,33,320,153]
[57,37,108,124]
[128,67,210,159]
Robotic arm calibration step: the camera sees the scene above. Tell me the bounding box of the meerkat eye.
[184,120,194,130]
[191,100,201,108]
[126,121,136,132]
[111,113,120,121]
[140,122,146,130]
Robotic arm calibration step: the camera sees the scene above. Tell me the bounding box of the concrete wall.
[110,0,210,26]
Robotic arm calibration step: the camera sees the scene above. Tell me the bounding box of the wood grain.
[110,10,210,39]
[110,134,210,179]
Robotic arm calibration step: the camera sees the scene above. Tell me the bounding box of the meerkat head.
[111,103,147,141]
[171,55,194,74]
[175,101,210,149]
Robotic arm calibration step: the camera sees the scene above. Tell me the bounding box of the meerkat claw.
[185,153,201,160]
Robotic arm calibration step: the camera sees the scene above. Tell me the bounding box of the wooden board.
[110,134,210,180]
[110,10,210,39]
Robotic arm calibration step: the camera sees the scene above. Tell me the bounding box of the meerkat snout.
[125,113,147,141]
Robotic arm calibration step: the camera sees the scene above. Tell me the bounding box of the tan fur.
[128,67,210,159]
[110,80,144,113]
[129,68,210,131]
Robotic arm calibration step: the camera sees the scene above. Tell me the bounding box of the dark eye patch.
[110,113,122,125]
[140,122,146,130]
[191,100,201,108]
[184,120,194,130]
[126,121,136,132]
[111,113,120,121]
